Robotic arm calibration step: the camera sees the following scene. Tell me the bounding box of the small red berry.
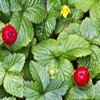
[2,24,18,45]
[73,66,90,87]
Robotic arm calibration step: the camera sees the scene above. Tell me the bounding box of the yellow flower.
[61,5,71,18]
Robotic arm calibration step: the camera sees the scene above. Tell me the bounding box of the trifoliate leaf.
[32,37,90,82]
[23,0,46,23]
[35,0,61,41]
[0,53,25,98]
[24,61,67,100]
[4,73,23,98]
[9,12,34,51]
[2,53,25,72]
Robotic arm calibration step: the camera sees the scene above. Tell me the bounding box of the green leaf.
[54,58,74,83]
[44,93,62,100]
[89,45,100,78]
[0,62,5,85]
[24,81,65,100]
[94,81,100,100]
[75,0,94,12]
[45,80,67,96]
[71,9,83,20]
[0,53,25,97]
[77,56,91,67]
[78,45,100,79]
[57,22,80,41]
[44,81,67,100]
[32,36,90,82]
[24,61,67,100]
[4,73,23,98]
[59,34,91,60]
[24,81,43,100]
[9,12,34,51]
[0,0,11,22]
[66,22,80,35]
[58,18,100,46]
[66,85,95,100]
[0,97,16,100]
[32,39,59,67]
[54,18,68,34]
[30,61,50,90]
[2,53,25,72]
[23,0,46,23]
[9,0,22,12]
[90,0,100,20]
[35,0,61,41]
[0,0,10,14]
[80,18,100,43]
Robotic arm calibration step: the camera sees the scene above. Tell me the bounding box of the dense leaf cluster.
[0,0,100,100]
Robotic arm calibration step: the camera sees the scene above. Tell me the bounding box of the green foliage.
[35,0,61,41]
[78,45,100,79]
[65,84,95,100]
[75,0,94,12]
[0,0,100,99]
[0,53,25,98]
[24,61,67,100]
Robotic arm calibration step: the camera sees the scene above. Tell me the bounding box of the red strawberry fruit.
[2,24,18,45]
[73,66,90,87]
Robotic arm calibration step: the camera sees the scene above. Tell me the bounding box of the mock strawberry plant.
[0,0,100,100]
